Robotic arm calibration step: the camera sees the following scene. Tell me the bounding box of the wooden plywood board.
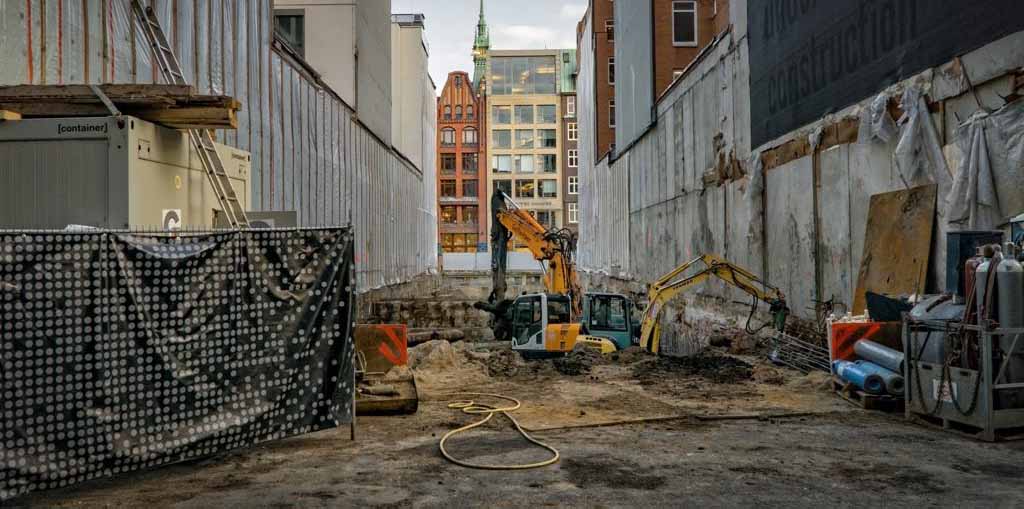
[852,184,937,315]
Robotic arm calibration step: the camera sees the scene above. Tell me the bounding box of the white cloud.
[560,3,587,20]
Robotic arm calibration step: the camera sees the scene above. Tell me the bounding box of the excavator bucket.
[354,324,419,415]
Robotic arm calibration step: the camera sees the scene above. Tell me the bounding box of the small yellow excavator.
[638,254,790,354]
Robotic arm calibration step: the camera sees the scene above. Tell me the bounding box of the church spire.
[472,0,490,92]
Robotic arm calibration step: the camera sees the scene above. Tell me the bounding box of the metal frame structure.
[903,318,1024,441]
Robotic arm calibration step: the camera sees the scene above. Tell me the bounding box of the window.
[441,180,457,198]
[538,129,557,148]
[568,176,579,194]
[567,122,578,141]
[539,154,557,173]
[492,105,511,124]
[566,96,576,117]
[492,130,511,149]
[672,1,698,47]
[609,100,616,128]
[605,19,615,42]
[539,180,558,198]
[568,202,579,224]
[536,210,555,229]
[463,127,478,145]
[589,295,627,331]
[441,154,456,173]
[441,127,455,146]
[441,206,458,224]
[493,179,512,196]
[463,205,478,224]
[455,75,463,87]
[514,154,535,173]
[463,179,479,198]
[274,12,305,57]
[568,149,579,168]
[443,105,452,120]
[463,153,479,174]
[492,155,512,173]
[489,56,557,95]
[515,180,536,198]
[467,105,475,119]
[537,105,557,124]
[455,105,463,120]
[608,57,615,85]
[515,105,534,124]
[442,233,478,253]
[516,129,535,149]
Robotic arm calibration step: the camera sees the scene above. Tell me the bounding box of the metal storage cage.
[904,318,1024,441]
[0,115,250,229]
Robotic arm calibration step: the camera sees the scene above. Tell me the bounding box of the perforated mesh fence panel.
[0,228,355,500]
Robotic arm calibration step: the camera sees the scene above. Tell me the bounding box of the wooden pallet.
[833,376,905,413]
[0,84,239,130]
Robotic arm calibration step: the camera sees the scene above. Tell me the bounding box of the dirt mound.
[634,352,753,384]
[407,340,489,389]
[786,370,833,392]
[553,347,607,376]
[751,363,786,385]
[408,340,462,371]
[609,346,651,364]
[485,348,527,377]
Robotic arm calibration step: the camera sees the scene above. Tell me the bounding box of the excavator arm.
[638,254,788,354]
[491,191,582,314]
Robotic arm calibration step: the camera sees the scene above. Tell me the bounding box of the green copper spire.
[472,0,490,92]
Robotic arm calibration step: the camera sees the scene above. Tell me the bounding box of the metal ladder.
[128,0,249,229]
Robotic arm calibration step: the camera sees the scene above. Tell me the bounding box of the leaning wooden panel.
[852,184,937,315]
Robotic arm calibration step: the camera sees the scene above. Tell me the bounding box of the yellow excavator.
[475,191,632,356]
[638,254,790,354]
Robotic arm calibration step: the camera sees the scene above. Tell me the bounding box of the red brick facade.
[437,71,487,253]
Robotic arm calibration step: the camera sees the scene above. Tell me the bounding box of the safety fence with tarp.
[0,228,355,500]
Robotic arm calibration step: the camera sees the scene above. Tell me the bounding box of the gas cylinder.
[976,245,1002,322]
[997,243,1024,400]
[965,246,984,303]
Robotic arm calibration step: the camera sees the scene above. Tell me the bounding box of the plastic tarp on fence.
[0,228,355,500]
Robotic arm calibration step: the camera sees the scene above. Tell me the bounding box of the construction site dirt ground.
[14,340,1024,508]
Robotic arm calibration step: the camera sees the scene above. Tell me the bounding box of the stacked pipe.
[833,339,906,396]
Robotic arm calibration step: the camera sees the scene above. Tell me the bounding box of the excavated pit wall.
[357,272,545,342]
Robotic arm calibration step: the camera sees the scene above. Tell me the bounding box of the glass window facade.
[540,154,557,172]
[539,180,558,198]
[515,180,536,198]
[514,155,535,173]
[492,155,512,173]
[490,56,557,95]
[537,105,557,124]
[463,153,479,173]
[493,180,512,196]
[492,130,511,149]
[539,129,557,148]
[516,130,535,149]
[492,105,511,124]
[515,105,534,124]
[463,180,479,197]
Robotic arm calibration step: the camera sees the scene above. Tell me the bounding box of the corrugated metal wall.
[0,0,436,292]
[580,8,1024,320]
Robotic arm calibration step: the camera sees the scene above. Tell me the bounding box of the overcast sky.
[391,0,586,92]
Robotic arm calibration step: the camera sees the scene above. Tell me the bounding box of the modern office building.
[437,71,487,253]
[485,49,568,232]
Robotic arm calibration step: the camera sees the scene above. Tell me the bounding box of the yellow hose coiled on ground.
[438,392,560,470]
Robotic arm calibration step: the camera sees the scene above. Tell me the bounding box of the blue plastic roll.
[855,360,905,396]
[833,360,885,395]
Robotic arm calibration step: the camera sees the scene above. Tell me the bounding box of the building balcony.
[439,196,480,205]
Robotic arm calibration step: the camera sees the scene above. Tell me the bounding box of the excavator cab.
[510,293,577,357]
[582,293,638,350]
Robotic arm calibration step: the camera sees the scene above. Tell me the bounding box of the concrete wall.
[390,18,431,174]
[274,0,357,107]
[613,0,653,151]
[580,0,1024,345]
[356,0,392,144]
[0,0,436,292]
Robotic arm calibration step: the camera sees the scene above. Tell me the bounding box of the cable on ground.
[438,392,560,470]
